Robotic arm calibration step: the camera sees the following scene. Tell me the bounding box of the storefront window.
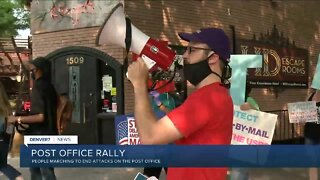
[98,61,117,113]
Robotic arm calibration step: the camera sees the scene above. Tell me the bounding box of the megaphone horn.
[96,3,176,71]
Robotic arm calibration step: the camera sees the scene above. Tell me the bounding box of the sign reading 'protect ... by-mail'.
[231,106,278,145]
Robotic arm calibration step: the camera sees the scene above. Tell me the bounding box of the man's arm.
[8,84,46,124]
[7,114,44,124]
[241,97,260,111]
[240,102,258,111]
[134,85,183,144]
[128,58,183,145]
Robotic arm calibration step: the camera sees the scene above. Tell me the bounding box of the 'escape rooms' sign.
[236,29,309,88]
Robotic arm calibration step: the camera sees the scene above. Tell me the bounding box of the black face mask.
[30,71,36,80]
[183,56,213,86]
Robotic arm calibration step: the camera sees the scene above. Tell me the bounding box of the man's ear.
[208,53,219,64]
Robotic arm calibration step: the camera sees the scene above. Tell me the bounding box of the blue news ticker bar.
[20,145,320,167]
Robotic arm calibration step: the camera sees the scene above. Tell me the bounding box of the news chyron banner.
[20,107,320,168]
[24,135,78,146]
[20,143,320,167]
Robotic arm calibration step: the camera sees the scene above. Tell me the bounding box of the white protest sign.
[231,105,278,145]
[127,117,141,145]
[24,135,78,147]
[287,101,318,123]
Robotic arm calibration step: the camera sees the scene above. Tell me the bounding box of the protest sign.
[288,101,318,123]
[115,111,166,145]
[231,105,278,145]
[229,55,262,105]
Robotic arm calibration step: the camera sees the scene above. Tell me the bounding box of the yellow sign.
[111,88,117,96]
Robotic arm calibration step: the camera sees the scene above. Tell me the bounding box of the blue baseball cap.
[178,28,231,62]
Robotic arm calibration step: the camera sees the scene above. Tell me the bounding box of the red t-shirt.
[166,82,233,180]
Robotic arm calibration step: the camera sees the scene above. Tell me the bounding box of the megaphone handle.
[123,17,132,76]
[124,17,132,53]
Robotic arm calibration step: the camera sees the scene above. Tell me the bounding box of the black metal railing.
[265,110,304,144]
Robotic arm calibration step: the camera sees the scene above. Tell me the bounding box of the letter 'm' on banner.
[229,55,262,105]
[311,54,320,90]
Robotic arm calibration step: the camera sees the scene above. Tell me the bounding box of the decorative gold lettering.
[254,47,262,76]
[241,45,249,54]
[66,56,85,65]
[254,47,262,55]
[281,57,306,75]
[268,49,281,76]
[262,49,271,76]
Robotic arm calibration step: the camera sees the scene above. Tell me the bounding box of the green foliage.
[0,0,30,37]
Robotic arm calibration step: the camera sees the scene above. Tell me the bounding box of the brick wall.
[125,0,320,112]
[32,1,320,119]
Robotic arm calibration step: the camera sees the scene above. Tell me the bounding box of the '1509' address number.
[66,56,84,65]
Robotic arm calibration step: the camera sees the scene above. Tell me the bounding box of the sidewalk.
[1,157,310,180]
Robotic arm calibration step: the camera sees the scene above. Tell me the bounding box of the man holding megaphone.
[127,28,233,180]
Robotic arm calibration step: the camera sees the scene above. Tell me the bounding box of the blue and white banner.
[115,112,166,145]
[20,145,320,168]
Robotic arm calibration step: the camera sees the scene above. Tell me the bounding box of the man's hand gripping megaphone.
[127,57,150,89]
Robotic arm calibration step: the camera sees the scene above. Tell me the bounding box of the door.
[51,54,99,144]
[47,46,124,144]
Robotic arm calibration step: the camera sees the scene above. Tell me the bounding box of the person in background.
[149,90,175,113]
[241,84,260,111]
[0,82,24,180]
[8,57,58,180]
[143,90,175,178]
[127,27,233,180]
[304,89,320,180]
[230,84,260,180]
